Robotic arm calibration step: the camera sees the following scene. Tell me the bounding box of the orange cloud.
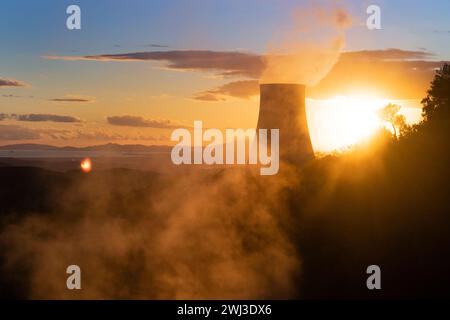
[0,77,28,88]
[192,49,446,101]
[49,96,95,103]
[309,49,444,99]
[43,51,265,78]
[1,113,82,123]
[107,115,186,129]
[44,48,447,101]
[194,80,259,101]
[0,124,40,140]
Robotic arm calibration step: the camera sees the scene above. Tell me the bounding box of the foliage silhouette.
[422,63,450,122]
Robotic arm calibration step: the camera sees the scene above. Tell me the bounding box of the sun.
[330,95,385,141]
[307,95,389,152]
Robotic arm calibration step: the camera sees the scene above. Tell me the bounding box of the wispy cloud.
[194,80,259,102]
[0,124,40,140]
[342,48,434,60]
[1,113,82,123]
[0,124,166,142]
[40,128,164,142]
[432,30,450,34]
[145,44,170,48]
[43,50,265,78]
[107,115,185,129]
[1,94,34,99]
[191,49,445,101]
[49,96,95,103]
[308,49,446,99]
[193,92,227,102]
[43,48,447,100]
[0,78,28,88]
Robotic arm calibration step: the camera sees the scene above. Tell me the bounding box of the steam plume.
[261,3,352,85]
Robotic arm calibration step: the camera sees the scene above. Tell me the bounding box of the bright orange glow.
[307,95,393,152]
[80,158,92,173]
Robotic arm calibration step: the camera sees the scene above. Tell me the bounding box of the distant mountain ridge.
[0,143,172,153]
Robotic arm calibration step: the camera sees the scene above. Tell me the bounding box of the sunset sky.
[1,0,450,151]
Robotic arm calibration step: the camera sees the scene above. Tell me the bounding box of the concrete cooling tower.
[257,83,314,165]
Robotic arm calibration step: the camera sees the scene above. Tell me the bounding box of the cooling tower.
[257,83,314,165]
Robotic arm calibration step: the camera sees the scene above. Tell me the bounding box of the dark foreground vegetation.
[294,64,450,298]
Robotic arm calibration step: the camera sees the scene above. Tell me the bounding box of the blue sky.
[1,0,449,149]
[2,0,450,57]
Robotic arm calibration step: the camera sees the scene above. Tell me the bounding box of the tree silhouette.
[422,63,450,122]
[378,103,409,138]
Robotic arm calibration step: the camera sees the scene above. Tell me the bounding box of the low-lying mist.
[0,164,302,299]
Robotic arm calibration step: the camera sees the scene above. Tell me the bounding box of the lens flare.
[80,158,92,173]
